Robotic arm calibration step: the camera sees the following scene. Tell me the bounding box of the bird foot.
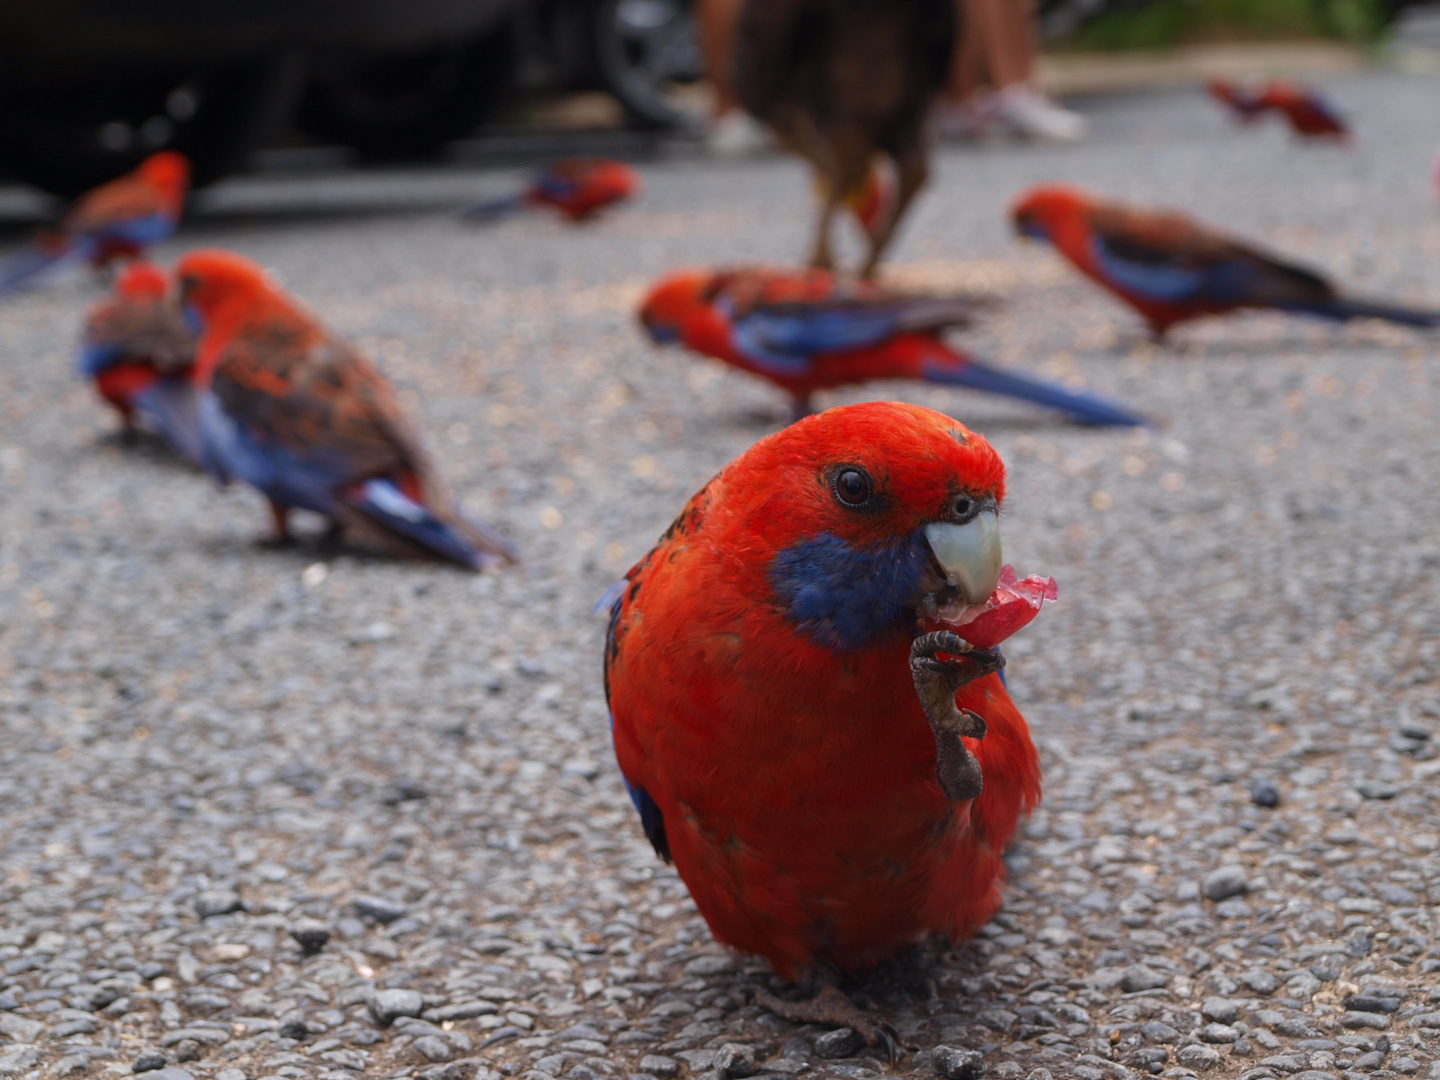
[755,986,899,1067]
[909,632,1004,802]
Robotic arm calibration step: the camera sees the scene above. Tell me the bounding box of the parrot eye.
[952,495,975,520]
[832,467,873,507]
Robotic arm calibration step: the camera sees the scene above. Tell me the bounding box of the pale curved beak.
[924,513,1002,605]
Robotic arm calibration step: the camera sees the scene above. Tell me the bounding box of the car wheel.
[0,58,301,198]
[295,21,517,160]
[590,0,704,129]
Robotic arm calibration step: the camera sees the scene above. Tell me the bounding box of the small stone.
[195,889,243,919]
[1025,1071,1052,1080]
[1240,971,1280,996]
[716,1043,757,1079]
[288,921,331,955]
[1250,778,1281,808]
[1345,996,1403,1014]
[639,1056,680,1078]
[145,1071,196,1080]
[1201,1024,1239,1044]
[934,1045,987,1080]
[413,1035,453,1062]
[1203,866,1249,902]
[1341,1013,1390,1031]
[815,1028,864,1059]
[174,1041,201,1063]
[133,1051,168,1073]
[1216,898,1255,918]
[0,1014,43,1041]
[1354,780,1400,801]
[1121,965,1170,993]
[1141,1021,1180,1044]
[216,1070,245,1080]
[0,992,18,1011]
[1393,1059,1421,1075]
[369,988,425,1026]
[352,894,408,924]
[277,1017,308,1040]
[1203,999,1240,1024]
[1179,1044,1221,1071]
[1353,1052,1385,1070]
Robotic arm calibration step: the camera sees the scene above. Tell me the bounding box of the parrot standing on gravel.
[639,264,1146,425]
[462,158,640,222]
[603,401,1043,1038]
[77,260,201,462]
[175,249,519,569]
[0,152,190,297]
[1012,184,1439,337]
[1208,78,1348,140]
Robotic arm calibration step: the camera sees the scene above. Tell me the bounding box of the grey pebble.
[639,1056,680,1077]
[813,1028,864,1059]
[1202,866,1249,902]
[934,1045,987,1080]
[369,988,425,1026]
[1178,1044,1222,1071]
[1202,998,1239,1024]
[143,1071,196,1080]
[1353,779,1401,800]
[288,920,331,954]
[0,992,17,1011]
[414,1034,455,1062]
[716,1043,757,1079]
[1249,778,1281,807]
[1121,965,1170,993]
[1200,1023,1239,1044]
[352,894,409,924]
[132,1051,168,1073]
[195,889,243,919]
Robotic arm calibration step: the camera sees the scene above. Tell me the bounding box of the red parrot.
[175,249,519,569]
[639,264,1146,425]
[1012,184,1439,337]
[603,401,1042,983]
[1207,78,1348,140]
[77,260,201,462]
[463,158,640,222]
[0,152,191,297]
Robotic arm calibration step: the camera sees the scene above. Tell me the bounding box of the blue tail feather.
[925,357,1148,428]
[460,193,526,221]
[133,378,202,465]
[344,478,516,569]
[0,245,75,298]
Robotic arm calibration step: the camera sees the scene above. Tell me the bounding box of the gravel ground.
[3,71,1440,1080]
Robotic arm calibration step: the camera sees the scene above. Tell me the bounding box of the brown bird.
[734,0,954,278]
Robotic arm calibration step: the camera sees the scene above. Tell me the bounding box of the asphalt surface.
[3,71,1440,1080]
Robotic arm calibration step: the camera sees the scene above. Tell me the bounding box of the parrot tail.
[0,241,76,298]
[460,193,528,222]
[1309,296,1440,329]
[924,355,1148,427]
[133,379,204,465]
[342,478,520,569]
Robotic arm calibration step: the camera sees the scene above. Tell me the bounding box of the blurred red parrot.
[463,158,640,222]
[603,401,1042,987]
[77,260,201,461]
[0,152,190,297]
[1207,78,1349,140]
[176,249,519,569]
[1013,184,1438,337]
[639,264,1146,425]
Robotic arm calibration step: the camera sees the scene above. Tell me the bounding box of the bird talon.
[911,635,1000,802]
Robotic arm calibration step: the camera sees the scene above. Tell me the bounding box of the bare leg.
[859,151,927,279]
[697,0,745,116]
[952,0,1035,97]
[266,498,291,544]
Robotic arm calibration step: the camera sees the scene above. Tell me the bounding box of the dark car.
[0,0,700,197]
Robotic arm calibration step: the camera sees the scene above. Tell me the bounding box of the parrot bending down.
[1012,184,1439,337]
[603,400,1043,983]
[175,249,519,569]
[0,152,190,297]
[734,0,953,277]
[77,260,201,462]
[1207,78,1349,140]
[463,159,640,222]
[639,265,1146,426]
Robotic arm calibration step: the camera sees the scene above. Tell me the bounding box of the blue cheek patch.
[769,529,931,651]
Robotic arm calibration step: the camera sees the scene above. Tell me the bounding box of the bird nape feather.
[735,0,954,277]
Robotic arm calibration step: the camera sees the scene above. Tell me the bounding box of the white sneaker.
[991,85,1089,143]
[937,98,998,142]
[706,111,773,157]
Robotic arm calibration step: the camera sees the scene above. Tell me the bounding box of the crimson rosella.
[175,249,518,569]
[604,400,1043,992]
[1209,78,1348,140]
[639,264,1146,425]
[1013,184,1438,337]
[463,158,640,222]
[0,152,190,297]
[77,260,201,462]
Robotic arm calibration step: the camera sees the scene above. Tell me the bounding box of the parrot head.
[116,260,170,300]
[176,249,289,381]
[136,151,192,212]
[720,401,1007,651]
[639,268,716,345]
[1011,184,1087,245]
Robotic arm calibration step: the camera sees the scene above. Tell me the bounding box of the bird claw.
[755,986,900,1069]
[909,632,1004,802]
